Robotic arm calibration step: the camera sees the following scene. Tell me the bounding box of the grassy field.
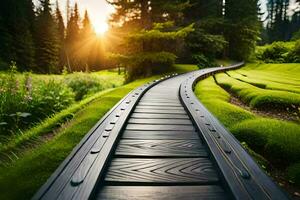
[0,69,125,139]
[0,64,196,200]
[195,63,300,188]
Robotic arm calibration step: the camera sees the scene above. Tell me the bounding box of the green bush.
[259,42,289,63]
[0,70,74,136]
[192,54,217,69]
[28,80,75,122]
[111,52,176,82]
[64,73,103,101]
[256,41,300,63]
[287,40,300,63]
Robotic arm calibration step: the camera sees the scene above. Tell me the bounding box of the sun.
[94,22,109,35]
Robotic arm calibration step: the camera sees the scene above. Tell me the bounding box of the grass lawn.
[0,64,195,200]
[194,63,300,189]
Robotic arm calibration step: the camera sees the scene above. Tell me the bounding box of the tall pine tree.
[35,0,60,73]
[65,3,81,71]
[224,0,260,60]
[0,0,36,70]
[55,0,65,69]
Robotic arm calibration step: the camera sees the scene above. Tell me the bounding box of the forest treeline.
[264,0,300,43]
[0,0,101,73]
[106,0,260,80]
[1,0,300,74]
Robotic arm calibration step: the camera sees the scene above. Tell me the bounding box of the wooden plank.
[138,102,182,107]
[125,124,195,131]
[135,105,185,110]
[134,109,187,114]
[122,130,200,140]
[139,99,180,104]
[131,113,189,119]
[105,158,219,184]
[128,118,192,125]
[115,140,208,157]
[95,185,228,200]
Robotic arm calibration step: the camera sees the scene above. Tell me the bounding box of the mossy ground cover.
[194,63,300,188]
[215,64,300,113]
[0,64,194,200]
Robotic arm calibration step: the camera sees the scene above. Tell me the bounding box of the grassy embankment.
[195,63,300,189]
[0,64,197,200]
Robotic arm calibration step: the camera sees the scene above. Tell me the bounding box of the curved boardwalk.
[34,65,289,200]
[94,74,227,199]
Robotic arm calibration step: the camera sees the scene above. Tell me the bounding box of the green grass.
[215,73,300,109]
[194,64,300,186]
[0,64,195,200]
[0,76,160,200]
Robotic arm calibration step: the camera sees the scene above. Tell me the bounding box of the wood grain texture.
[138,102,182,107]
[128,118,192,125]
[95,185,228,200]
[135,106,185,111]
[125,124,195,131]
[122,130,200,140]
[131,113,189,119]
[115,140,208,157]
[105,158,219,184]
[134,108,187,114]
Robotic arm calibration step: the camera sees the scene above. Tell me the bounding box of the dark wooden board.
[135,105,185,110]
[122,130,200,140]
[125,124,195,131]
[115,140,208,157]
[128,118,192,125]
[105,158,219,184]
[131,113,189,119]
[139,99,180,104]
[134,108,187,114]
[95,185,228,200]
[138,102,182,107]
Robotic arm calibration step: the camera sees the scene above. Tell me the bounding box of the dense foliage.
[256,40,300,63]
[110,23,194,81]
[264,0,300,43]
[0,66,124,137]
[0,0,105,73]
[107,0,260,66]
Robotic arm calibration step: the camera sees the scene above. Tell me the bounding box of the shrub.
[287,40,300,63]
[259,42,289,63]
[0,70,74,136]
[64,73,103,101]
[192,54,217,69]
[111,52,176,82]
[28,80,75,122]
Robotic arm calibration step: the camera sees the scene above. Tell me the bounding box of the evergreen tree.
[0,0,36,70]
[224,0,260,60]
[65,3,81,71]
[107,0,190,29]
[55,0,65,69]
[267,0,291,42]
[184,0,223,22]
[35,0,60,73]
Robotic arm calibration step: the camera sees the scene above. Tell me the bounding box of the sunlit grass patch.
[0,75,159,200]
[194,73,300,186]
[227,71,300,94]
[215,73,300,109]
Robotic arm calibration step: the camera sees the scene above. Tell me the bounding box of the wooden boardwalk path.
[33,63,289,200]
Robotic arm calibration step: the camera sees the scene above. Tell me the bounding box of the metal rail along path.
[33,63,289,200]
